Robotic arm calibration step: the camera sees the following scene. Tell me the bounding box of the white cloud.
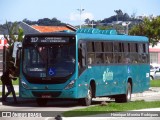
[81,12,94,20]
[69,12,94,22]
[69,12,79,21]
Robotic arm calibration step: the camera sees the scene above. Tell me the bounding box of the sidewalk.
[0,86,160,120]
[132,87,160,97]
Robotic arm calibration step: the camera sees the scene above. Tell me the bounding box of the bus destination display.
[29,37,69,43]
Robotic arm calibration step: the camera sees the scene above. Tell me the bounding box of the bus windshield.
[23,44,75,78]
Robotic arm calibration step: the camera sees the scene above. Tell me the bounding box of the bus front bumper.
[20,87,77,99]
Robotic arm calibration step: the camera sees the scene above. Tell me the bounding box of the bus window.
[123,43,130,63]
[95,42,103,52]
[96,53,104,64]
[145,43,149,63]
[114,42,122,63]
[104,42,113,52]
[105,53,114,63]
[114,42,120,52]
[104,42,114,64]
[130,43,138,63]
[87,42,95,65]
[138,43,148,63]
[88,53,95,64]
[141,43,148,63]
[87,42,94,52]
[95,42,104,64]
[78,42,86,68]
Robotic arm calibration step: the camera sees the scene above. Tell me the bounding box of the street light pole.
[126,22,131,35]
[77,7,84,29]
[122,21,131,35]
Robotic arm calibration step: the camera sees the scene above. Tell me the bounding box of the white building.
[149,42,160,64]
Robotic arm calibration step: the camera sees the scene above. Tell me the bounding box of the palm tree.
[3,21,24,73]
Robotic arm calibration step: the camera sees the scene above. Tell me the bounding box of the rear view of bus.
[20,33,77,106]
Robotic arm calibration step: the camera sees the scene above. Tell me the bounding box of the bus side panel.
[77,64,150,99]
[110,65,127,95]
[77,66,114,98]
[130,64,150,93]
[76,70,89,98]
[77,65,129,98]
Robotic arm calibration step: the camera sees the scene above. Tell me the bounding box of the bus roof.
[76,28,148,42]
[24,28,148,43]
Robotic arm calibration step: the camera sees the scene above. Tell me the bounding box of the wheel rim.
[86,87,92,105]
[87,89,91,100]
[127,84,131,101]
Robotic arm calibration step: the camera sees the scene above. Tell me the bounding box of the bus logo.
[103,68,113,82]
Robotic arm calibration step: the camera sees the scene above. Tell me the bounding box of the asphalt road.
[0,86,160,120]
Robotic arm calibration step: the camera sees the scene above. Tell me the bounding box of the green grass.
[0,92,19,96]
[0,78,19,85]
[150,80,160,87]
[63,100,160,117]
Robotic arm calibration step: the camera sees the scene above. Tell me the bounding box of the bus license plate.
[41,95,51,98]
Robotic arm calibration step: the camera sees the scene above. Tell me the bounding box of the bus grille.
[32,91,61,98]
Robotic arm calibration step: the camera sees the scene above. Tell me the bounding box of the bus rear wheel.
[79,85,92,106]
[36,98,48,106]
[115,82,132,103]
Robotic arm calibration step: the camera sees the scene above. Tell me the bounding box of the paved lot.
[0,86,160,120]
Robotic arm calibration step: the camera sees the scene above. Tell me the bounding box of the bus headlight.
[65,80,75,90]
[21,81,30,89]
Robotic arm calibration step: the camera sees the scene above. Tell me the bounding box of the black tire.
[115,82,132,103]
[36,98,48,106]
[79,85,92,106]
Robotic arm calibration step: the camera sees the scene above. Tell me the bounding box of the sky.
[0,0,160,25]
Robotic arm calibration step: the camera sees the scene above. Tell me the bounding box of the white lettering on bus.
[103,68,113,82]
[31,37,38,42]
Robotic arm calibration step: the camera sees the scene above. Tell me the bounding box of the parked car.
[150,64,160,80]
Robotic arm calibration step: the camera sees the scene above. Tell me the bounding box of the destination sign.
[29,37,69,43]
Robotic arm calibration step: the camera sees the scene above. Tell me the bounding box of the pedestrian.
[1,66,17,103]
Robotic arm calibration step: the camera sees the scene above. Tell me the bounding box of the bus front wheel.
[115,82,132,103]
[36,98,48,106]
[79,85,92,106]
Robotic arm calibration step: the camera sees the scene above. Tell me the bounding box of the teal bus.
[19,28,150,106]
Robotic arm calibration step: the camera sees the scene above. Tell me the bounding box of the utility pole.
[91,20,96,28]
[77,7,85,28]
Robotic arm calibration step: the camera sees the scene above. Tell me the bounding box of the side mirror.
[12,42,22,58]
[12,42,22,66]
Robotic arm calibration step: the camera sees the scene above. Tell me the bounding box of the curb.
[132,87,160,98]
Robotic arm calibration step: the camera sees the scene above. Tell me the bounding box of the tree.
[3,21,24,74]
[84,18,91,25]
[114,9,123,21]
[23,18,66,26]
[96,26,113,30]
[129,16,160,46]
